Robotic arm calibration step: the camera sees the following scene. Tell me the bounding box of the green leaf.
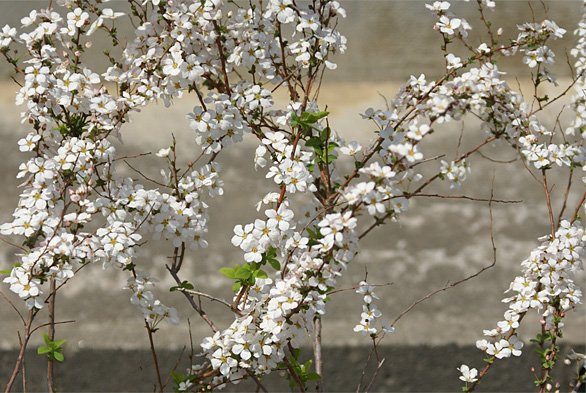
[266,247,277,258]
[306,373,321,381]
[219,267,236,279]
[0,269,12,275]
[232,282,242,292]
[37,346,51,355]
[233,266,252,280]
[255,269,268,279]
[290,112,301,128]
[53,351,64,362]
[171,371,183,384]
[305,138,323,149]
[302,111,329,124]
[53,339,66,348]
[268,258,281,270]
[170,280,194,292]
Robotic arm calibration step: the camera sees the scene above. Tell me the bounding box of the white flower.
[446,53,463,70]
[457,364,478,383]
[67,8,89,29]
[389,142,423,163]
[353,320,377,335]
[436,16,461,35]
[339,141,362,156]
[0,24,16,47]
[265,205,294,231]
[18,134,41,152]
[156,148,171,158]
[87,8,125,35]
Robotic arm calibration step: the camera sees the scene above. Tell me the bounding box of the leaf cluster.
[37,333,66,362]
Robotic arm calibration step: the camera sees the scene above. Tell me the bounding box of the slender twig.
[408,193,521,204]
[47,279,56,393]
[162,346,186,391]
[4,310,36,393]
[529,70,586,116]
[391,182,498,328]
[477,151,518,164]
[356,340,376,393]
[283,351,305,393]
[571,191,586,224]
[313,316,323,392]
[18,332,26,393]
[187,318,194,366]
[145,322,164,393]
[166,265,219,332]
[124,160,169,187]
[557,168,574,226]
[542,170,556,238]
[179,288,235,311]
[0,290,25,326]
[29,320,76,336]
[363,358,386,393]
[327,282,392,296]
[0,236,27,252]
[246,371,269,393]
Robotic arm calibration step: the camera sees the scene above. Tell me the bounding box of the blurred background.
[0,1,584,391]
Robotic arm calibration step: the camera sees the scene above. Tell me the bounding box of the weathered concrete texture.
[0,345,584,392]
[0,1,582,81]
[0,78,584,352]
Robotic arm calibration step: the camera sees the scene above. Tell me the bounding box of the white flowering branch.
[0,0,584,392]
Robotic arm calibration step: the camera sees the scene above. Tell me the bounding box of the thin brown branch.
[529,69,586,116]
[542,170,556,238]
[124,160,169,188]
[313,316,323,392]
[409,193,521,204]
[4,310,36,393]
[246,371,269,393]
[166,264,219,332]
[145,322,164,393]
[571,191,586,224]
[46,279,56,393]
[327,282,392,296]
[391,182,498,328]
[283,350,305,393]
[477,151,518,164]
[0,290,25,326]
[179,288,235,311]
[363,358,386,393]
[557,168,574,227]
[0,236,28,252]
[29,320,76,336]
[162,346,186,391]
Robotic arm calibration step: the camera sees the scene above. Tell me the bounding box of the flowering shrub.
[0,0,584,392]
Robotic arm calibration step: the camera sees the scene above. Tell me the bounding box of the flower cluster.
[126,271,179,326]
[263,131,316,194]
[440,159,470,189]
[353,281,393,337]
[519,137,583,170]
[200,207,360,381]
[474,220,585,361]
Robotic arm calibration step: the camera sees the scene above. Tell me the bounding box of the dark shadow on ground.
[1,344,585,392]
